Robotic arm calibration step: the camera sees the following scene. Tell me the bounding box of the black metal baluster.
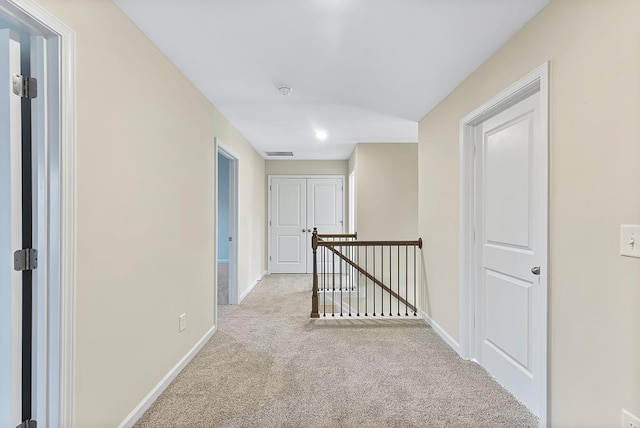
[389,245,392,316]
[320,243,323,292]
[323,244,326,292]
[323,245,326,317]
[405,245,409,316]
[413,245,417,316]
[352,241,355,291]
[372,246,376,316]
[356,245,360,316]
[397,245,400,316]
[340,244,343,316]
[348,244,352,316]
[349,243,352,291]
[352,240,356,291]
[324,245,327,291]
[380,246,384,316]
[364,246,368,316]
[332,247,335,316]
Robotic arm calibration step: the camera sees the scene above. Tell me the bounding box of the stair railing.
[311,228,422,318]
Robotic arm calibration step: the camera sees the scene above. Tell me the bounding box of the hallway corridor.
[135,275,537,427]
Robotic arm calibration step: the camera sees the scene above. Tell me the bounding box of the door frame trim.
[348,170,356,234]
[267,174,345,274]
[215,139,239,307]
[0,0,76,426]
[458,62,549,425]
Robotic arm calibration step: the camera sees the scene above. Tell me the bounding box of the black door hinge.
[14,249,38,271]
[12,75,37,99]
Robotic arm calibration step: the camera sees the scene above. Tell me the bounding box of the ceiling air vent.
[265,151,294,157]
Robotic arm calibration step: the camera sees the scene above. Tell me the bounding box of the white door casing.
[269,176,344,274]
[459,63,549,423]
[0,28,23,427]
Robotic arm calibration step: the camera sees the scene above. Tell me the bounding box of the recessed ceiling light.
[277,86,292,96]
[315,130,328,141]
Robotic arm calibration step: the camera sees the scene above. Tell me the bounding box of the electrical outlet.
[623,409,640,428]
[179,313,187,332]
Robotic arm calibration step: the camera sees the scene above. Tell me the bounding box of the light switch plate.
[620,225,640,258]
[179,313,187,332]
[622,409,640,428]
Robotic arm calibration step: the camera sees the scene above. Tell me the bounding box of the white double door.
[474,90,547,416]
[270,177,344,273]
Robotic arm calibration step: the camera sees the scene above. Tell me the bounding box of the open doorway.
[216,140,238,306]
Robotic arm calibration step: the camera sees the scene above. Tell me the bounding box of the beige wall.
[418,0,640,425]
[354,144,418,240]
[265,159,348,176]
[34,0,265,426]
[348,149,357,174]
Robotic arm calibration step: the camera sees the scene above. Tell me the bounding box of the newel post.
[311,228,320,318]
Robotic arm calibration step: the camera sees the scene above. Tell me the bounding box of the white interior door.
[270,178,307,273]
[306,177,343,273]
[474,92,546,416]
[0,28,23,428]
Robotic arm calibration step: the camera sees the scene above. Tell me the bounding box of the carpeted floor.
[217,262,229,305]
[135,274,538,427]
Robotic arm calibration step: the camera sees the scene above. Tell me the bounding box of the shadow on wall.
[419,249,432,316]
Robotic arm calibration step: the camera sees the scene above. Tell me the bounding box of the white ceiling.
[114,0,550,160]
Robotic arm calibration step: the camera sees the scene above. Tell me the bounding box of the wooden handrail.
[311,228,421,318]
[318,238,422,249]
[321,245,417,314]
[317,233,357,239]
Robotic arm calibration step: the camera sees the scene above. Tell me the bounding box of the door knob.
[307,229,312,232]
[302,229,306,232]
[531,266,540,275]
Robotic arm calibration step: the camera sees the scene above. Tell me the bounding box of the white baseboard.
[117,324,217,428]
[419,310,461,356]
[239,270,267,302]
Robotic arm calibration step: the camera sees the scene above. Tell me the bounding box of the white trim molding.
[117,325,217,428]
[0,1,77,426]
[239,270,267,303]
[418,310,461,355]
[458,62,549,426]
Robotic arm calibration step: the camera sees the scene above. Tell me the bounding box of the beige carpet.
[135,274,538,427]
[217,262,229,305]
